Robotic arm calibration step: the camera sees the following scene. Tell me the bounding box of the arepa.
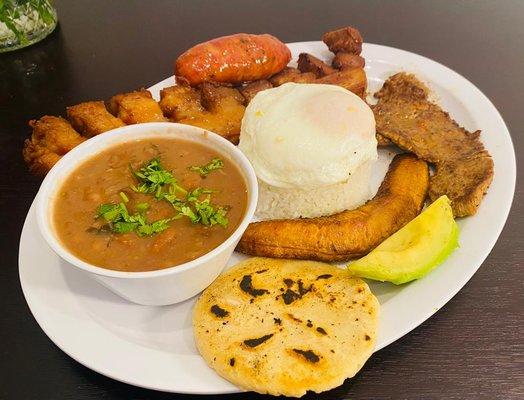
[193,257,379,397]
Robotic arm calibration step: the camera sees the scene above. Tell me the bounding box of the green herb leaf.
[93,200,171,237]
[136,202,149,213]
[193,198,229,227]
[119,191,129,203]
[96,203,121,222]
[180,205,199,223]
[137,218,172,236]
[186,187,215,203]
[113,221,138,234]
[189,158,224,177]
[131,158,176,199]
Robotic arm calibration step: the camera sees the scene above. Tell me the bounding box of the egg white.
[239,83,377,188]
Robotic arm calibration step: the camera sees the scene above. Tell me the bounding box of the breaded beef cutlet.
[373,73,494,217]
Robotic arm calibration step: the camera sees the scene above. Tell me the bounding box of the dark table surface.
[1,1,522,399]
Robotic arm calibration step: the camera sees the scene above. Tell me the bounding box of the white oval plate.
[19,42,516,394]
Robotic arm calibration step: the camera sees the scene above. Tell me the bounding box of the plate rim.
[18,41,516,394]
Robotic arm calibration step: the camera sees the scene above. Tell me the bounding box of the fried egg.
[239,83,377,189]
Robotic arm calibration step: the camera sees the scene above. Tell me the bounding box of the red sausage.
[175,33,291,86]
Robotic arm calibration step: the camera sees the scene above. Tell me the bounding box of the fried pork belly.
[269,67,317,86]
[269,66,367,98]
[297,53,336,77]
[322,26,363,55]
[66,101,125,137]
[23,116,86,175]
[160,83,245,144]
[332,52,365,70]
[316,68,367,98]
[239,79,273,103]
[159,85,205,120]
[107,89,166,124]
[373,73,494,217]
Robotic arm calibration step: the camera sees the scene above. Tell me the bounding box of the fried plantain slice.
[237,154,429,261]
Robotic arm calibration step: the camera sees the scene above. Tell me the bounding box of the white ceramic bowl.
[36,122,258,306]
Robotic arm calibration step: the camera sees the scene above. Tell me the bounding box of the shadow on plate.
[60,259,198,355]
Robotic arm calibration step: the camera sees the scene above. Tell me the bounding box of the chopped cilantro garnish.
[186,187,215,202]
[135,202,149,213]
[189,158,224,177]
[119,191,129,203]
[164,187,228,227]
[131,158,177,199]
[96,203,125,222]
[94,201,172,237]
[113,221,138,234]
[93,156,230,236]
[180,205,199,223]
[136,218,171,236]
[193,198,229,227]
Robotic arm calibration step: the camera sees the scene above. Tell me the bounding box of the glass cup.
[0,0,57,53]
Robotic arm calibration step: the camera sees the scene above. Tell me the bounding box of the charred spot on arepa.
[280,278,313,305]
[286,313,303,323]
[229,358,235,366]
[292,349,321,363]
[243,333,274,348]
[240,274,269,297]
[210,304,229,318]
[316,327,327,335]
[316,274,333,280]
[282,290,298,305]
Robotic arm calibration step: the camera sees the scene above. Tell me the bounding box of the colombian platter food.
[19,26,515,396]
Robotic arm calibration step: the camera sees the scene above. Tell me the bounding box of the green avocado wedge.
[348,195,459,285]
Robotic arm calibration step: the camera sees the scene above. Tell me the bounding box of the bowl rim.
[36,122,258,279]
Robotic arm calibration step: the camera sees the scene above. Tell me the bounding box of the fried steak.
[373,73,494,217]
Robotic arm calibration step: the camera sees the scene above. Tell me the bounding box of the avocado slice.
[348,195,459,285]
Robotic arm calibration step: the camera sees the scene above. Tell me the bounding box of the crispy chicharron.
[160,82,246,144]
[107,89,166,124]
[66,101,125,137]
[23,116,86,175]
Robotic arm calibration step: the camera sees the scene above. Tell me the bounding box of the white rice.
[255,160,375,220]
